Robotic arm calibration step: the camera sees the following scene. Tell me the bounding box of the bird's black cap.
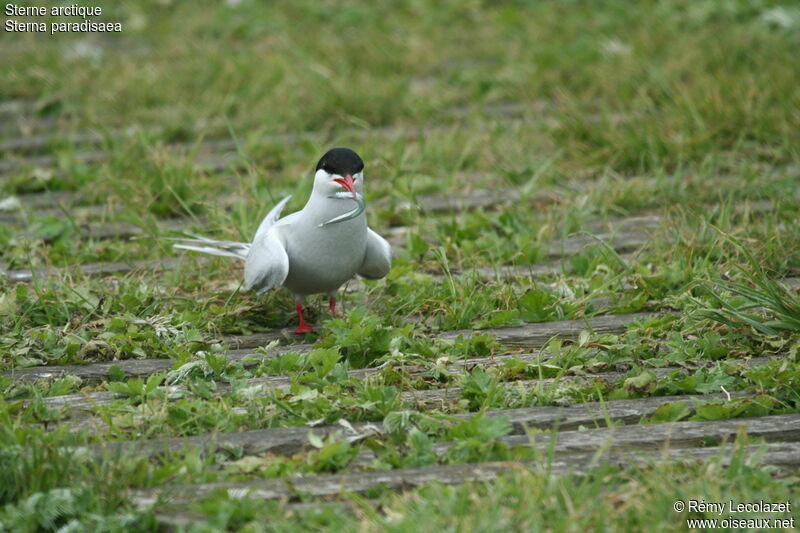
[316,147,364,176]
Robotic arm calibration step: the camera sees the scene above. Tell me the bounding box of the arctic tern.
[170,147,392,333]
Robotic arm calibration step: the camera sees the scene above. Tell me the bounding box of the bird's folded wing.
[244,227,289,294]
[358,228,392,280]
[253,195,292,242]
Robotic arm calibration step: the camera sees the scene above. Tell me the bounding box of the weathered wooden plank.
[503,412,800,452]
[351,410,800,466]
[0,150,107,173]
[5,266,793,386]
[90,392,752,460]
[397,188,665,218]
[351,223,650,259]
[0,98,38,115]
[1,256,204,283]
[0,129,114,153]
[479,391,758,432]
[9,188,769,250]
[0,114,61,136]
[6,311,655,382]
[0,106,626,176]
[0,172,492,227]
[154,498,380,531]
[0,124,325,173]
[5,166,776,228]
[131,439,800,507]
[552,229,651,257]
[399,357,769,407]
[10,259,794,382]
[6,212,649,261]
[0,100,542,156]
[398,188,510,214]
[40,371,297,413]
[472,259,610,280]
[35,356,770,429]
[7,358,184,383]
[439,312,655,347]
[0,143,241,176]
[0,190,84,211]
[221,330,293,350]
[394,179,780,220]
[1,220,652,282]
[9,342,311,385]
[13,216,200,243]
[0,203,110,225]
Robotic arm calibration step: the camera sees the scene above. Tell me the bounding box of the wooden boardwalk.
[1,102,798,525]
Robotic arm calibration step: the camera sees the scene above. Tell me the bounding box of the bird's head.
[314,147,364,196]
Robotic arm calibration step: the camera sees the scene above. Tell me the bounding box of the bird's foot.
[294,301,314,334]
[294,324,314,334]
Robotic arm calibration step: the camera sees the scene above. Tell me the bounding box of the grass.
[1,0,800,530]
[179,453,797,533]
[697,232,800,334]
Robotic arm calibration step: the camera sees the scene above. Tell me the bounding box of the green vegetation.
[1,0,799,530]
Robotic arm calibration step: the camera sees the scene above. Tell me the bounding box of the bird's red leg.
[328,296,337,317]
[294,302,313,334]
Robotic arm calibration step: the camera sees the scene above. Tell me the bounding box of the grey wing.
[244,227,289,294]
[253,195,292,241]
[273,210,301,227]
[358,228,392,280]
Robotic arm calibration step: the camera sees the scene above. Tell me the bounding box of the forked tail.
[168,235,251,260]
[168,195,292,261]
